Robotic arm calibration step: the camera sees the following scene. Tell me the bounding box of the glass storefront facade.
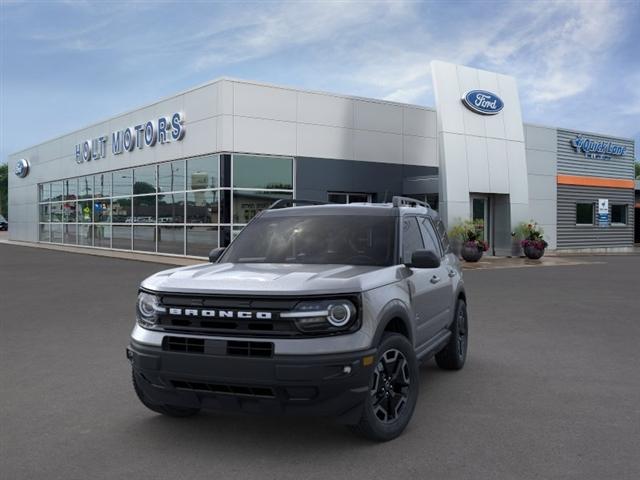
[37,153,294,257]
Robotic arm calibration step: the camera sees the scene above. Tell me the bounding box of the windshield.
[222,215,396,266]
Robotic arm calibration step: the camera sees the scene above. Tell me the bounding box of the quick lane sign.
[570,136,626,160]
[74,112,185,164]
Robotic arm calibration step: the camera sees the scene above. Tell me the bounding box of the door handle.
[448,269,457,278]
[430,275,441,284]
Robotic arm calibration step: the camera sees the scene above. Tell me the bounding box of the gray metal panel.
[557,129,635,179]
[295,157,437,203]
[557,185,635,249]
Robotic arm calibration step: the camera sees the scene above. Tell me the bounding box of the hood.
[140,262,402,295]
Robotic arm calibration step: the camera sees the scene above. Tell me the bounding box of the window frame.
[575,202,595,226]
[610,204,628,226]
[400,215,425,264]
[419,216,444,258]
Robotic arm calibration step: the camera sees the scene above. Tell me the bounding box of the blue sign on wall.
[461,90,504,115]
[570,136,626,160]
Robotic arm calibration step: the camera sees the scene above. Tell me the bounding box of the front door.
[471,195,490,251]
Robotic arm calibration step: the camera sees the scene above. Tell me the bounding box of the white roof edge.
[523,121,635,143]
[9,77,436,157]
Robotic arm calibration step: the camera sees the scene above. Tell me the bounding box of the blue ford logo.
[14,158,30,178]
[462,90,504,115]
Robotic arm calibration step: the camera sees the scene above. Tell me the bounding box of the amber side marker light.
[362,355,375,366]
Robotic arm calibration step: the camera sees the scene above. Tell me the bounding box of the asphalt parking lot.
[1,244,639,480]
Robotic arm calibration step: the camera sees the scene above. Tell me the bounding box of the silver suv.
[127,197,468,441]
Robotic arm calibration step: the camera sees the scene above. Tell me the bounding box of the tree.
[0,163,8,218]
[635,161,640,179]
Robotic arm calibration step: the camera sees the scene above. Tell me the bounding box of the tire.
[132,370,200,418]
[350,333,419,442]
[435,299,468,370]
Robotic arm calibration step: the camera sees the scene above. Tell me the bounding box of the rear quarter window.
[435,219,450,253]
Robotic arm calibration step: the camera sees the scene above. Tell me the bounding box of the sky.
[1,0,639,165]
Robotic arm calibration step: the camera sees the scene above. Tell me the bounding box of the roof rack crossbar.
[391,196,431,209]
[268,198,328,210]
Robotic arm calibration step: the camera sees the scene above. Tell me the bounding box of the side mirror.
[407,249,441,269]
[208,247,226,263]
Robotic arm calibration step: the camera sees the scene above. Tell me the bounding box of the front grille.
[162,336,273,357]
[157,294,300,337]
[227,341,274,357]
[171,380,275,398]
[163,336,205,353]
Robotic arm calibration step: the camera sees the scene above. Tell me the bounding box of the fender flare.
[371,299,413,347]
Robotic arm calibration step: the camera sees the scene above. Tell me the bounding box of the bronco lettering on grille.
[167,308,273,320]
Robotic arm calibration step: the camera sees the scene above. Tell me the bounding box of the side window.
[435,219,450,253]
[419,217,442,257]
[402,217,424,263]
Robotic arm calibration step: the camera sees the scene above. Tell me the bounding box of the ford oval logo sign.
[462,90,504,115]
[14,158,30,178]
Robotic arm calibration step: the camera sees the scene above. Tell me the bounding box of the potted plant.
[450,219,489,262]
[519,221,548,260]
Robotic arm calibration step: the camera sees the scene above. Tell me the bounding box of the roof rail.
[268,198,328,210]
[391,196,431,209]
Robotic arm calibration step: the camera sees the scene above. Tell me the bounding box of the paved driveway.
[1,244,639,480]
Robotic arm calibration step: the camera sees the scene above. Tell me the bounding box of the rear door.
[418,216,454,332]
[401,216,450,348]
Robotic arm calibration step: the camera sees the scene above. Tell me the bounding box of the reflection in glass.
[186,190,218,224]
[78,201,92,223]
[233,155,292,190]
[51,182,64,201]
[39,204,50,222]
[134,226,156,252]
[186,227,218,257]
[51,203,63,222]
[134,166,156,194]
[187,155,218,190]
[78,177,93,199]
[112,225,131,249]
[39,184,50,202]
[112,197,132,223]
[62,202,77,222]
[39,223,50,242]
[51,224,63,243]
[232,190,292,224]
[94,224,111,248]
[159,160,185,192]
[94,173,112,198]
[64,178,78,200]
[158,227,184,255]
[94,199,111,223]
[133,195,156,223]
[63,224,77,244]
[78,224,92,246]
[113,170,132,197]
[158,192,185,223]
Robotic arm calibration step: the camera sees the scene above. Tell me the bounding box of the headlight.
[282,299,358,334]
[136,292,165,328]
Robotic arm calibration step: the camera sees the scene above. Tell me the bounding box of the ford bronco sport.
[127,197,468,441]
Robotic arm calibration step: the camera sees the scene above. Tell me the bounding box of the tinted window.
[233,155,293,190]
[159,160,186,192]
[611,204,627,224]
[223,215,395,266]
[435,219,450,253]
[576,203,594,225]
[187,155,218,190]
[419,217,442,256]
[402,217,424,263]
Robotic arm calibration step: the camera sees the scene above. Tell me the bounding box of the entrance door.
[470,195,490,248]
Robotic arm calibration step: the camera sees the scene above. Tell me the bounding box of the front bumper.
[128,339,377,423]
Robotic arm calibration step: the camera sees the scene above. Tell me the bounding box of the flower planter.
[461,244,483,262]
[523,245,545,260]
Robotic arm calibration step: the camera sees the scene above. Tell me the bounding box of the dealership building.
[7,61,638,258]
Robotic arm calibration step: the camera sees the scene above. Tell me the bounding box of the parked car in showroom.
[127,197,468,441]
[0,215,8,231]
